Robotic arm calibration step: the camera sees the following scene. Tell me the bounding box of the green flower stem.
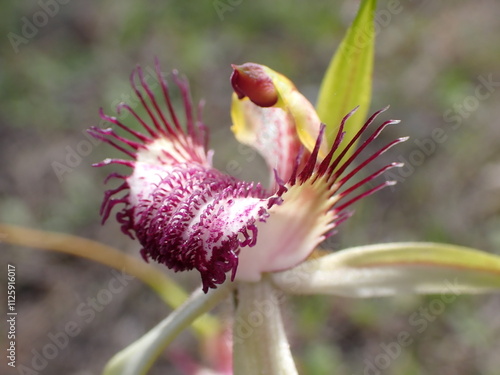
[103,282,233,375]
[0,223,219,338]
[233,278,298,375]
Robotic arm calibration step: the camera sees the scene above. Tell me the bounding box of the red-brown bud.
[230,63,278,107]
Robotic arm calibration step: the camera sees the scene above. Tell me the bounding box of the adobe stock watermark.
[15,269,134,375]
[51,65,166,183]
[356,278,463,375]
[224,143,258,178]
[385,73,500,188]
[232,286,286,345]
[7,0,71,54]
[213,0,243,21]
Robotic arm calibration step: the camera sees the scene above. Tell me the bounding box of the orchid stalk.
[87,0,500,374]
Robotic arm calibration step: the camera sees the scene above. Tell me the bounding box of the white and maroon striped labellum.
[90,61,405,292]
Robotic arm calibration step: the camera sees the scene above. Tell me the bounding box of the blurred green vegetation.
[1,0,500,374]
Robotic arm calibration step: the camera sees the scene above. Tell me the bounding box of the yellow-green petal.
[316,0,377,161]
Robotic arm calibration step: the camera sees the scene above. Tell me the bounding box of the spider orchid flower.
[92,64,500,375]
[89,62,404,294]
[89,59,405,372]
[90,61,500,375]
[92,1,500,373]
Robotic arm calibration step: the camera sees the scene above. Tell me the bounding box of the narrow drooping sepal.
[91,62,277,292]
[271,242,500,297]
[102,283,233,375]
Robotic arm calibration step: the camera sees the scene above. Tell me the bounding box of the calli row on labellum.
[89,61,406,293]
